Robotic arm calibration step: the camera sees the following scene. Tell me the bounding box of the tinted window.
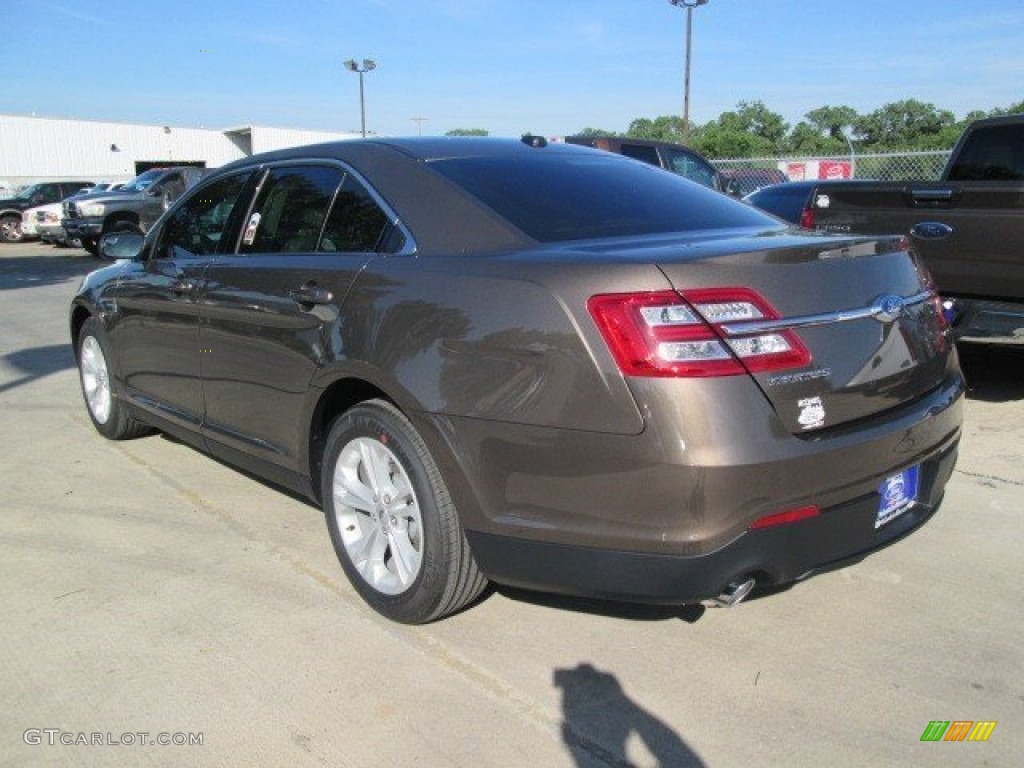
[665,148,718,189]
[242,165,343,253]
[619,144,661,167]
[156,172,250,259]
[320,175,390,252]
[947,124,1024,181]
[429,152,777,242]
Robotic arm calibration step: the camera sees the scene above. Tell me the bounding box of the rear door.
[199,163,395,471]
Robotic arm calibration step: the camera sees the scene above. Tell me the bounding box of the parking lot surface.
[2,243,1021,767]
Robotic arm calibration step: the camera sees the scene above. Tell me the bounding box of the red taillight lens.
[799,207,815,229]
[748,505,820,530]
[588,288,812,378]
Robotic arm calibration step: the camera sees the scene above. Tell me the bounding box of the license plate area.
[876,465,919,528]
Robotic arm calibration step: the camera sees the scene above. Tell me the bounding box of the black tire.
[322,399,486,623]
[107,220,142,235]
[81,237,99,256]
[0,213,23,243]
[76,318,152,440]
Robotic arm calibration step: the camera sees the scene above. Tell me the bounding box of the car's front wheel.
[322,399,486,623]
[76,317,151,440]
[0,214,23,243]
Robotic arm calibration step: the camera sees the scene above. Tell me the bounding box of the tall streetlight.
[668,0,708,143]
[410,117,429,136]
[343,58,376,138]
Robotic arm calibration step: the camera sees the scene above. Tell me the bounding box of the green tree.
[854,99,957,150]
[688,101,788,158]
[445,128,489,136]
[573,126,621,137]
[626,116,684,143]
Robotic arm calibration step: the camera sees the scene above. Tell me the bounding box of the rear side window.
[947,124,1024,181]
[320,175,390,252]
[746,185,810,223]
[241,165,344,253]
[429,152,777,242]
[156,172,251,259]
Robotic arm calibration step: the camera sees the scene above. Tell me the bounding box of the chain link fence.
[712,150,952,190]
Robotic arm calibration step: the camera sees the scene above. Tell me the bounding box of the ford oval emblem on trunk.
[910,222,954,240]
[873,294,906,323]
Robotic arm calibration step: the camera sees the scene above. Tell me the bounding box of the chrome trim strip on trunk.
[720,291,933,336]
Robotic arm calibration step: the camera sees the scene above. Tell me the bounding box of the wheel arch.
[101,211,141,232]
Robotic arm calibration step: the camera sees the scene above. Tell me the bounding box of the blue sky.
[6,0,1023,137]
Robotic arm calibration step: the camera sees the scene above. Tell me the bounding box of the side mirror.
[98,231,145,261]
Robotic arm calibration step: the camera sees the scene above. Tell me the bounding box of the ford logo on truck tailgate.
[910,221,954,240]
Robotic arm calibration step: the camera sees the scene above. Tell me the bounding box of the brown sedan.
[70,137,963,623]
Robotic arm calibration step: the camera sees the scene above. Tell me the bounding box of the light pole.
[410,117,429,136]
[343,58,376,138]
[668,0,708,143]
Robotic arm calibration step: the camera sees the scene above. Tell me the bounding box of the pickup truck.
[796,114,1024,345]
[0,180,94,243]
[63,166,206,255]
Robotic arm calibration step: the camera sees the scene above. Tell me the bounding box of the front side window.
[155,172,251,260]
[241,165,344,253]
[666,149,718,189]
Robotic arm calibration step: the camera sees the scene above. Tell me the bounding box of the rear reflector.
[588,288,811,378]
[748,505,820,530]
[799,207,815,230]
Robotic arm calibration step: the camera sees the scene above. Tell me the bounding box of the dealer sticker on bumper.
[876,465,919,528]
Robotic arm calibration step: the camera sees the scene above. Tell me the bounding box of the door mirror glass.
[98,231,145,261]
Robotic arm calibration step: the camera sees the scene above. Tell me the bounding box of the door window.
[665,148,718,189]
[320,175,390,252]
[241,166,344,253]
[154,172,251,260]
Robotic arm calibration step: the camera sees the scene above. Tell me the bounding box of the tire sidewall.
[76,318,124,439]
[322,402,448,623]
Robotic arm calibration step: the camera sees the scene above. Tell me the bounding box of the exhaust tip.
[704,578,756,609]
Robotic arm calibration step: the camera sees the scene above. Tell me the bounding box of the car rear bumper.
[945,296,1024,345]
[465,436,958,604]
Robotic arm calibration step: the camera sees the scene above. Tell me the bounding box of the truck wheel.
[0,214,23,243]
[107,220,143,235]
[322,399,487,623]
[81,237,99,256]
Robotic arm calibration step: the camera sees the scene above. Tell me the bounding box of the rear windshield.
[428,152,777,242]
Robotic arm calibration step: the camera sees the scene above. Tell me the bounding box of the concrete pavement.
[2,243,1021,767]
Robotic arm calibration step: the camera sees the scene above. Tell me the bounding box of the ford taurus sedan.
[70,137,963,623]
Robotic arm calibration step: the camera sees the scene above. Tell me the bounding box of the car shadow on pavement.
[554,662,706,768]
[0,343,74,395]
[0,251,98,291]
[495,586,707,624]
[958,344,1024,402]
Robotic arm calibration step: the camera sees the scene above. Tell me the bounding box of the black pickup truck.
[778,115,1024,345]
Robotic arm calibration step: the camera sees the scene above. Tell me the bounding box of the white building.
[0,113,361,191]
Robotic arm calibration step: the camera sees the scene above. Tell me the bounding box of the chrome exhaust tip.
[704,578,756,609]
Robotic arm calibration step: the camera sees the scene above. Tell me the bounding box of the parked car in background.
[72,137,961,624]
[563,135,725,191]
[64,167,206,255]
[743,180,819,228]
[719,168,790,198]
[1,180,93,242]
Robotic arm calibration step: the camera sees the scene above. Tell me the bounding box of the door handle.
[289,284,334,306]
[169,278,197,294]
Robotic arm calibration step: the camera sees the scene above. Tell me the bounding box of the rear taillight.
[748,505,820,530]
[588,288,811,378]
[799,207,815,229]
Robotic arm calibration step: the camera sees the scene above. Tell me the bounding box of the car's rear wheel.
[76,318,151,440]
[0,214,23,243]
[322,399,486,623]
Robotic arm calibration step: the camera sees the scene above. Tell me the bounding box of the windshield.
[119,170,164,193]
[14,184,43,200]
